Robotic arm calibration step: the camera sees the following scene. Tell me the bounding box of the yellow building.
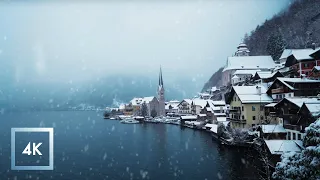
[227,85,273,129]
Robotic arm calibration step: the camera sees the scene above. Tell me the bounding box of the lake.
[0,111,261,180]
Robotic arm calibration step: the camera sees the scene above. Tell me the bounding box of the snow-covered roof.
[211,86,217,92]
[234,69,260,76]
[304,103,320,117]
[288,49,314,61]
[209,124,218,134]
[312,66,320,71]
[185,121,201,126]
[198,114,207,117]
[206,107,213,112]
[213,112,226,116]
[255,71,281,79]
[261,125,286,133]
[181,115,198,120]
[205,123,215,128]
[217,117,227,122]
[265,140,303,155]
[119,104,126,110]
[211,101,226,106]
[274,78,320,90]
[222,121,229,127]
[142,96,156,103]
[283,97,320,108]
[233,85,273,104]
[265,103,277,107]
[279,49,293,60]
[169,100,180,104]
[130,98,143,106]
[192,99,208,108]
[223,56,275,72]
[232,75,239,79]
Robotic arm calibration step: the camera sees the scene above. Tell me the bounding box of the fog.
[0,0,292,107]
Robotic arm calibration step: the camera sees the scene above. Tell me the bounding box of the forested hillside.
[202,0,320,92]
[244,0,320,60]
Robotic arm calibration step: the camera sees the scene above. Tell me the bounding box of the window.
[242,115,244,119]
[252,124,255,127]
[288,93,291,97]
[292,133,296,140]
[288,132,291,140]
[260,116,264,120]
[252,116,256,120]
[298,134,301,140]
[252,106,256,111]
[234,97,236,101]
[242,106,244,111]
[304,63,308,68]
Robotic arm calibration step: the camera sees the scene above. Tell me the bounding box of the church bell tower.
[158,66,165,116]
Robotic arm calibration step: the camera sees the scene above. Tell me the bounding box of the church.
[157,67,166,116]
[127,67,166,117]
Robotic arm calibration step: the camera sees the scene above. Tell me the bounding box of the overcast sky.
[0,0,292,85]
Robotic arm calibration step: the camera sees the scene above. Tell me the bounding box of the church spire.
[159,66,163,87]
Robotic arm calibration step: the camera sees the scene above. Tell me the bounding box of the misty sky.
[0,0,292,86]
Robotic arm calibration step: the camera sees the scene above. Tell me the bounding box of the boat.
[120,119,140,124]
[110,117,116,120]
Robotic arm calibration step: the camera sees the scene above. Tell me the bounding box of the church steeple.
[157,66,165,116]
[159,66,164,87]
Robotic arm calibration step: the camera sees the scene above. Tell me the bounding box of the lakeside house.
[273,97,320,140]
[257,124,287,140]
[231,69,261,85]
[283,47,320,77]
[252,71,283,85]
[177,99,193,114]
[222,43,276,86]
[227,85,273,129]
[165,100,180,115]
[266,77,320,102]
[264,140,303,167]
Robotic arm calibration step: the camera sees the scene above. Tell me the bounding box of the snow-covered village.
[1,0,320,180]
[105,42,320,179]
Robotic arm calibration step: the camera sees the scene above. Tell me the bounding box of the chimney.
[256,86,261,95]
[312,43,316,50]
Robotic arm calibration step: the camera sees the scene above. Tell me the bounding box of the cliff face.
[201,67,223,92]
[202,0,320,92]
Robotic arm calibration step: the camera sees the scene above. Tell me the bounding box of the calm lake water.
[0,111,261,180]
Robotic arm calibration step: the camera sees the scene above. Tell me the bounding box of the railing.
[271,87,284,93]
[228,118,246,124]
[283,124,305,132]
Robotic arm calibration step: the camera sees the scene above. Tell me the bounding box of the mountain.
[0,74,205,111]
[201,67,223,92]
[202,0,320,92]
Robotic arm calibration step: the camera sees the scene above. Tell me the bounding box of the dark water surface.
[0,111,261,180]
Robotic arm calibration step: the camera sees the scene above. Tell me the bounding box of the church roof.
[223,56,275,72]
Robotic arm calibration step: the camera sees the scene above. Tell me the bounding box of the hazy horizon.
[0,0,293,107]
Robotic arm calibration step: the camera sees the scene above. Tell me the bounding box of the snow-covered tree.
[266,32,286,61]
[272,120,320,180]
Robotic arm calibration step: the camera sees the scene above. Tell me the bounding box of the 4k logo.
[11,128,54,170]
[22,142,43,156]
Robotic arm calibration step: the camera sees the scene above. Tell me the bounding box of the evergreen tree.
[272,120,320,180]
[266,32,286,61]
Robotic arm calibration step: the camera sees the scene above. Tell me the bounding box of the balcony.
[271,87,284,94]
[283,124,305,132]
[228,117,246,124]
